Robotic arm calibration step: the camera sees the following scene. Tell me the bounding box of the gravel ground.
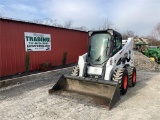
[0,67,160,120]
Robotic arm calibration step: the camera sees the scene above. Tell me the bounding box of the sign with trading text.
[24,32,51,51]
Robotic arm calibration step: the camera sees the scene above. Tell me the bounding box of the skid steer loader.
[49,29,136,110]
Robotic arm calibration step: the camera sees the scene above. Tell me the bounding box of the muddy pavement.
[0,68,160,120]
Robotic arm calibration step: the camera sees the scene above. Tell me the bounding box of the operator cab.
[87,29,122,66]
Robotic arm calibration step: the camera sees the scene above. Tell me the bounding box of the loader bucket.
[49,75,120,110]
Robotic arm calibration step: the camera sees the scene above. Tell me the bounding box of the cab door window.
[112,35,122,56]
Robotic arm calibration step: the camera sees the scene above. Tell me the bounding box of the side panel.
[112,38,134,67]
[104,60,114,81]
[104,38,134,81]
[78,53,87,77]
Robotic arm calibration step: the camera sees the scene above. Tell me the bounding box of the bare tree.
[150,22,160,40]
[122,30,137,39]
[126,30,135,37]
[56,24,63,28]
[147,22,160,46]
[64,19,73,28]
[43,18,58,26]
[147,35,160,46]
[0,8,5,17]
[149,39,160,46]
[102,19,113,30]
[97,19,113,30]
[32,18,88,31]
[33,19,43,24]
[33,18,58,26]
[96,25,102,30]
[0,11,4,17]
[74,26,87,31]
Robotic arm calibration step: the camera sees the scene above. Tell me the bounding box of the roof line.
[0,17,87,33]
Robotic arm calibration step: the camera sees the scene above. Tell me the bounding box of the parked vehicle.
[49,29,136,110]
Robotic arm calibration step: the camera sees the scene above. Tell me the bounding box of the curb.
[0,66,73,88]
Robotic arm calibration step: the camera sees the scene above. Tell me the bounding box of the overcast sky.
[0,0,160,36]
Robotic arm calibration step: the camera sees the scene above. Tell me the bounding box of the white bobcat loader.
[49,29,136,110]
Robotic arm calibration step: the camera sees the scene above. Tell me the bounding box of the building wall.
[0,18,88,77]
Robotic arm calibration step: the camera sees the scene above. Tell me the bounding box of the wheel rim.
[133,71,136,83]
[123,74,128,89]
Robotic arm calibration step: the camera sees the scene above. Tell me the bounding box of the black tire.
[71,65,79,76]
[127,66,136,87]
[112,68,129,95]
